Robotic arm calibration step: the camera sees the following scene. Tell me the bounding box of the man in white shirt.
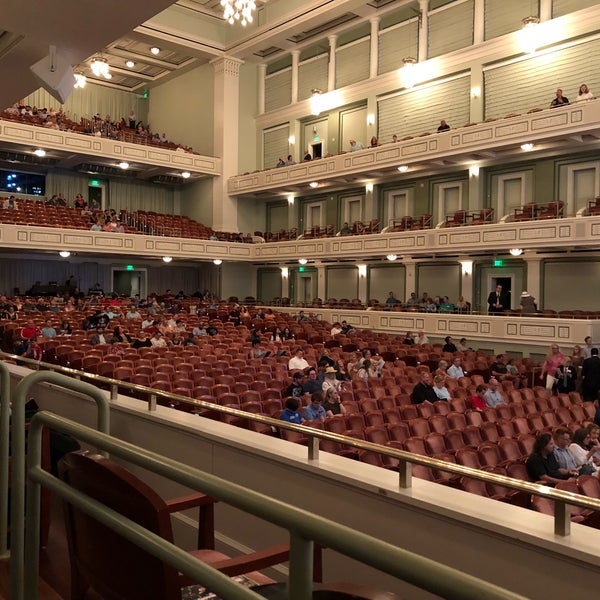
[447,357,465,379]
[484,378,505,408]
[150,331,167,347]
[288,348,310,371]
[582,336,597,359]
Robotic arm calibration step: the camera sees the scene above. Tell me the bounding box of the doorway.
[88,184,104,209]
[310,142,322,159]
[112,268,147,299]
[488,275,513,309]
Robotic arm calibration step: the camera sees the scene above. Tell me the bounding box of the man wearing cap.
[519,291,538,314]
[322,366,342,394]
[484,378,506,408]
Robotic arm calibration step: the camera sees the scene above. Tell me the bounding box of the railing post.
[110,383,119,401]
[289,532,313,600]
[398,460,412,488]
[149,393,157,411]
[554,500,571,536]
[307,436,319,461]
[0,362,11,558]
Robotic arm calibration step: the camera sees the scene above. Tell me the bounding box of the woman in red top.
[471,384,487,411]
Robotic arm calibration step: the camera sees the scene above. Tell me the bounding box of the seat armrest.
[208,543,291,577]
[166,493,217,549]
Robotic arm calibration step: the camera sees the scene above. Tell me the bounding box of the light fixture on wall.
[73,71,86,89]
[519,16,541,54]
[365,183,373,193]
[366,114,375,126]
[298,258,308,265]
[469,165,480,177]
[213,259,223,265]
[470,86,481,99]
[400,57,417,89]
[520,143,534,151]
[309,182,319,188]
[59,251,71,258]
[34,148,46,157]
[162,256,172,263]
[288,135,295,145]
[118,161,129,170]
[221,0,256,26]
[287,195,295,205]
[509,248,524,256]
[310,88,324,116]
[398,165,409,173]
[357,264,367,278]
[181,171,191,179]
[281,267,289,278]
[460,260,473,276]
[386,254,398,262]
[90,56,111,79]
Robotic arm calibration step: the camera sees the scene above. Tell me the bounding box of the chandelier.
[73,71,86,89]
[221,0,256,26]
[90,56,111,79]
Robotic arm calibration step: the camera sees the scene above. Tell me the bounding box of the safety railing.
[2,353,600,546]
[23,410,527,600]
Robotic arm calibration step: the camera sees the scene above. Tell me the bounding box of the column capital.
[369,16,380,26]
[328,34,338,46]
[210,56,244,77]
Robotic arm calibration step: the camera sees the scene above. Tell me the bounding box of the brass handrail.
[2,352,599,539]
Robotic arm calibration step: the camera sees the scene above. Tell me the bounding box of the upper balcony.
[228,100,600,200]
[0,116,221,184]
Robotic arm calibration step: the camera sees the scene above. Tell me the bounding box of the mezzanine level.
[228,100,600,199]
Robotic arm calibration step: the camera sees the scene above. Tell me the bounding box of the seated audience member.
[41,319,57,338]
[150,331,167,347]
[90,327,110,345]
[447,357,465,379]
[250,340,269,360]
[490,354,520,388]
[438,297,454,313]
[206,324,219,336]
[575,83,593,101]
[192,323,207,336]
[323,388,346,417]
[519,291,538,314]
[391,134,398,142]
[434,360,448,380]
[348,139,364,151]
[569,428,599,474]
[403,331,415,345]
[279,398,304,424]
[335,359,351,381]
[471,385,487,411]
[411,372,437,405]
[132,331,152,349]
[303,151,312,161]
[550,88,569,108]
[125,305,141,319]
[455,296,469,313]
[296,310,308,322]
[552,428,581,476]
[318,348,336,368]
[340,320,355,334]
[59,320,72,335]
[111,326,131,343]
[330,322,342,337]
[406,292,418,306]
[369,136,379,147]
[484,378,505,408]
[339,222,351,235]
[322,367,342,394]
[526,433,576,485]
[21,320,41,340]
[437,120,450,132]
[288,348,310,371]
[456,338,469,352]
[356,359,377,381]
[385,291,400,307]
[302,368,322,394]
[556,356,577,394]
[414,330,429,345]
[303,393,326,422]
[284,154,296,166]
[433,375,451,401]
[442,336,457,353]
[284,372,305,398]
[26,336,43,362]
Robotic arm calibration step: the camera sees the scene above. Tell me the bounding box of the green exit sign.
[493,259,503,267]
[126,265,134,271]
[298,266,305,272]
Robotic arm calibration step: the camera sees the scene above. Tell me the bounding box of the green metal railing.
[24,410,528,600]
[8,371,110,600]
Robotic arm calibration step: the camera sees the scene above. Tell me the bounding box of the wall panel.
[543,260,600,311]
[326,266,358,301]
[553,0,598,18]
[378,20,419,76]
[265,69,292,112]
[417,263,460,301]
[263,125,290,170]
[336,38,370,89]
[298,55,328,101]
[428,0,474,58]
[484,0,527,40]
[369,265,406,304]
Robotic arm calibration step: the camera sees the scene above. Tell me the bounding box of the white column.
[291,50,300,104]
[418,0,429,62]
[257,63,266,115]
[404,259,417,300]
[316,263,326,300]
[369,17,380,79]
[357,264,368,304]
[473,0,484,45]
[470,67,484,123]
[459,259,473,304]
[468,166,483,212]
[281,268,290,300]
[211,56,243,232]
[327,35,337,92]
[540,0,551,22]
[524,257,542,307]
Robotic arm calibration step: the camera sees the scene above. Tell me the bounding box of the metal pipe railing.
[3,354,600,544]
[24,411,527,600]
[10,371,111,600]
[0,361,10,558]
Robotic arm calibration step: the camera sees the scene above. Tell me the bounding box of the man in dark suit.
[411,371,437,405]
[487,284,509,314]
[582,347,600,403]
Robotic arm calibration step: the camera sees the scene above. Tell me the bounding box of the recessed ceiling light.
[509,248,524,256]
[59,251,71,258]
[298,258,308,265]
[398,165,408,172]
[521,143,534,151]
[162,256,173,263]
[34,149,46,157]
[126,60,135,68]
[150,47,160,55]
[386,254,398,261]
[181,171,191,179]
[213,259,223,265]
[118,161,129,170]
[309,182,319,188]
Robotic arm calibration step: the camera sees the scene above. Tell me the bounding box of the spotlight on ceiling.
[520,143,534,151]
[118,161,129,170]
[386,254,398,261]
[59,251,71,258]
[309,182,319,188]
[150,47,160,55]
[181,171,191,179]
[34,149,46,157]
[509,248,524,256]
[213,259,223,265]
[398,165,409,172]
[73,72,86,89]
[162,256,173,263]
[126,60,135,68]
[298,258,308,265]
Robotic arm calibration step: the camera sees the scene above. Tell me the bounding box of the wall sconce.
[469,166,480,178]
[366,114,375,126]
[357,264,367,278]
[281,267,289,278]
[400,57,417,89]
[365,183,373,193]
[288,135,295,145]
[509,248,524,256]
[470,86,481,99]
[460,260,473,276]
[287,195,295,205]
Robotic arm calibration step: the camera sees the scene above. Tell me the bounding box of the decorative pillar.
[459,259,474,304]
[369,17,380,79]
[468,166,483,212]
[357,264,368,305]
[291,50,300,104]
[540,0,551,22]
[404,258,417,299]
[211,56,243,231]
[473,0,484,45]
[418,0,429,62]
[327,35,337,92]
[257,63,266,115]
[470,68,484,123]
[281,267,290,300]
[523,257,542,307]
[316,263,326,301]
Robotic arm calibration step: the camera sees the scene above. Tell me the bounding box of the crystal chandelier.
[221,0,256,26]
[90,56,111,79]
[73,72,86,89]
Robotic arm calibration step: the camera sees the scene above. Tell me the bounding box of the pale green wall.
[239,63,259,175]
[147,64,214,156]
[221,262,257,301]
[237,197,262,235]
[180,179,214,226]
